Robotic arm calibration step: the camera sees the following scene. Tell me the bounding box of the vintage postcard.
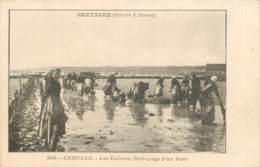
[0,0,259,167]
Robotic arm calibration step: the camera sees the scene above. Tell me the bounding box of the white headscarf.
[210,76,218,82]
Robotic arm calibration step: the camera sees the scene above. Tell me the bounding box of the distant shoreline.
[10,65,207,73]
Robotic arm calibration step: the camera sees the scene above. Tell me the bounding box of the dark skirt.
[170,85,181,104]
[39,96,67,138]
[200,95,215,124]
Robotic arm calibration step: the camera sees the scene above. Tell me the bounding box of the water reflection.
[74,98,86,120]
[146,104,167,123]
[192,124,226,152]
[76,110,84,120]
[161,105,175,124]
[63,94,98,121]
[128,103,148,125]
[103,99,116,121]
[60,90,225,152]
[170,105,177,122]
[85,96,97,112]
[171,104,201,122]
[156,105,163,116]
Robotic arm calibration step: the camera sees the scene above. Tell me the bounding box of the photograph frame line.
[7,9,227,153]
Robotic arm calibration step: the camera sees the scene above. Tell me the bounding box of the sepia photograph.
[8,10,226,153]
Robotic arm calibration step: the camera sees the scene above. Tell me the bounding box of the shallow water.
[58,90,225,153]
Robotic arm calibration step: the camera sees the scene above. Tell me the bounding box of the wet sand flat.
[58,90,225,153]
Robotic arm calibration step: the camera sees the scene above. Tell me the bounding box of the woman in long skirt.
[38,68,67,150]
[200,76,223,125]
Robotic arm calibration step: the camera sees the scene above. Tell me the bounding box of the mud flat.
[8,79,225,152]
[9,79,45,152]
[57,90,225,153]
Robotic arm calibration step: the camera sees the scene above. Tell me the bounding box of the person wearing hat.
[199,75,224,124]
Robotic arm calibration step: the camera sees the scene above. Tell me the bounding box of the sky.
[10,10,225,69]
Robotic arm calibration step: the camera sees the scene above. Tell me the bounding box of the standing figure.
[169,76,181,105]
[181,76,190,102]
[89,77,98,95]
[199,76,224,124]
[70,72,77,92]
[155,77,164,96]
[38,68,68,151]
[66,72,72,90]
[188,74,201,111]
[76,74,85,96]
[38,72,52,133]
